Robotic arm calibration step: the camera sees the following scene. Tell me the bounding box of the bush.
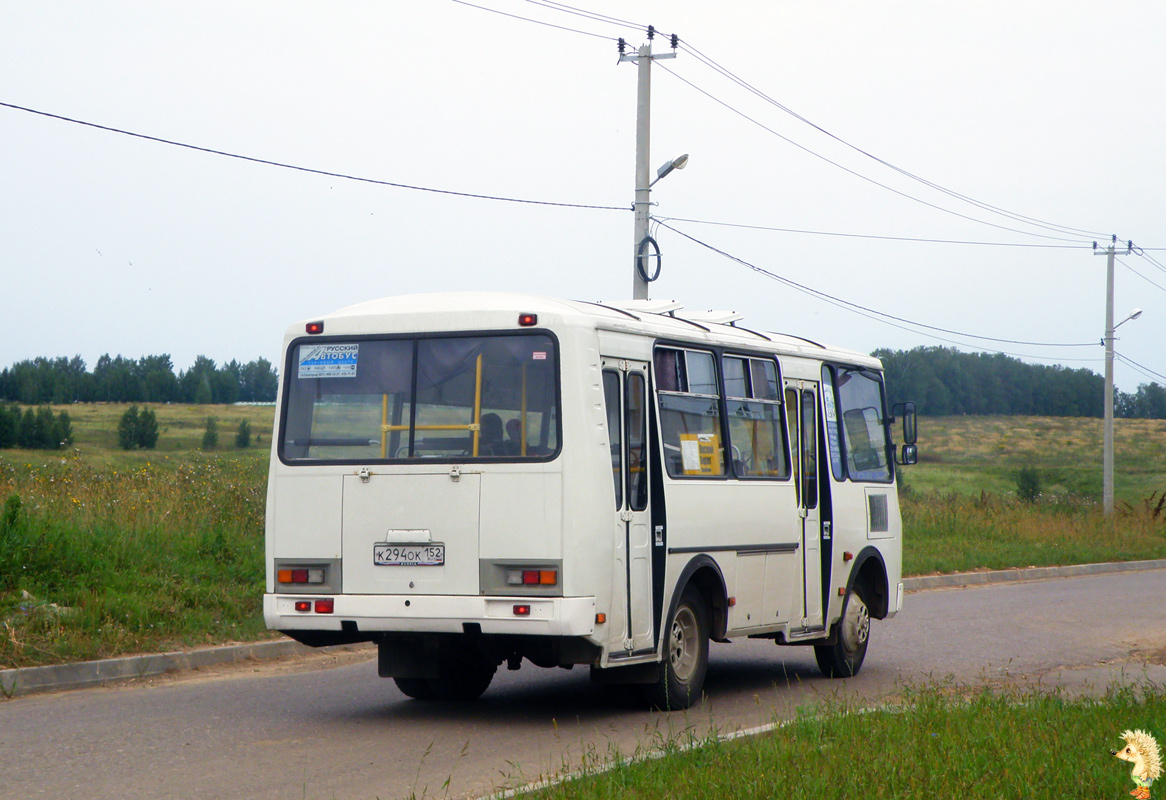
[138,406,159,449]
[202,416,218,450]
[1017,465,1042,503]
[118,404,159,450]
[235,419,251,449]
[118,405,139,449]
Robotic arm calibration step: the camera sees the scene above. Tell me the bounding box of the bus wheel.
[430,646,497,701]
[393,677,437,700]
[644,585,709,710]
[815,583,870,678]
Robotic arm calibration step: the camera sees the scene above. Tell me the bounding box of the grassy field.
[57,402,276,467]
[1,409,1165,670]
[0,403,277,671]
[905,414,1166,502]
[899,414,1166,575]
[520,682,1166,800]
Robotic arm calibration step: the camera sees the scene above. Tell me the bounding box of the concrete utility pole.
[1096,235,1135,516]
[620,30,677,300]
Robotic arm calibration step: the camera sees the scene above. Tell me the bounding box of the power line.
[449,0,615,39]
[451,2,1130,252]
[1115,352,1166,384]
[0,101,628,212]
[654,63,1091,245]
[656,215,1092,249]
[655,218,1100,354]
[1131,244,1166,274]
[1118,258,1166,294]
[675,41,1109,241]
[517,0,648,32]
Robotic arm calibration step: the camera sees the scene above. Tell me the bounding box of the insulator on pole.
[647,24,655,40]
[617,37,626,55]
[670,33,678,49]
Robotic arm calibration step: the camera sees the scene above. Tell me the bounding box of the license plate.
[373,543,445,566]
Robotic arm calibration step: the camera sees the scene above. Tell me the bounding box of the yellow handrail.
[472,353,483,457]
[380,394,389,459]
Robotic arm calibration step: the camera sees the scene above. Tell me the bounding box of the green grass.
[0,453,271,669]
[900,415,1166,575]
[522,682,1166,800]
[0,402,277,669]
[906,415,1166,503]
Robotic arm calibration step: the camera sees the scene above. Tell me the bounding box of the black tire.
[815,582,871,678]
[644,585,709,710]
[393,677,438,700]
[429,646,497,701]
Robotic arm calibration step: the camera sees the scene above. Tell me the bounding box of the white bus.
[264,292,917,709]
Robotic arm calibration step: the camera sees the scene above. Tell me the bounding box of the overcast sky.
[2,1,1164,393]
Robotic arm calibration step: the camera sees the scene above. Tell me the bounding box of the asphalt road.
[2,568,1164,800]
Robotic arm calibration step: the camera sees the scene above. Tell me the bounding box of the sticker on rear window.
[298,344,359,378]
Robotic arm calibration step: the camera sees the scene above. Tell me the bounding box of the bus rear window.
[280,333,559,463]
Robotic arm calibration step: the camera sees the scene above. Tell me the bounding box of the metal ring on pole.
[636,236,662,283]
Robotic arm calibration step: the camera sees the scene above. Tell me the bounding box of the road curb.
[5,558,1166,698]
[901,557,1166,591]
[0,639,351,698]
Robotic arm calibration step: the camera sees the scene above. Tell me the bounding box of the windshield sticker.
[298,343,359,379]
[532,351,547,360]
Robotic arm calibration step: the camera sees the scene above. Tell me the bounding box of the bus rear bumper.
[264,593,597,637]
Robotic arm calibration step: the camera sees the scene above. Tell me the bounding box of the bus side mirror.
[897,443,918,466]
[892,401,917,445]
[892,401,917,466]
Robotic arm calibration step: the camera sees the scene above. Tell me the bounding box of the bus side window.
[655,347,726,478]
[724,356,789,479]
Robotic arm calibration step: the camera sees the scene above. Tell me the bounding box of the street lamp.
[1103,306,1143,515]
[649,153,688,187]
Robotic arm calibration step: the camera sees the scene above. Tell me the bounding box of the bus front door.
[602,359,654,655]
[786,382,824,630]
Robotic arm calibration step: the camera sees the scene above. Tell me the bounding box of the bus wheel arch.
[848,547,890,620]
[670,555,729,641]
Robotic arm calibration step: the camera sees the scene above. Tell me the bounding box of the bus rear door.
[602,358,654,656]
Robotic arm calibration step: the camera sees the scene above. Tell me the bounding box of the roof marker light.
[518,313,537,327]
[306,321,324,334]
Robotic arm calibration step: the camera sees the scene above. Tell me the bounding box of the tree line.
[4,346,1164,421]
[876,346,1166,418]
[0,355,278,405]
